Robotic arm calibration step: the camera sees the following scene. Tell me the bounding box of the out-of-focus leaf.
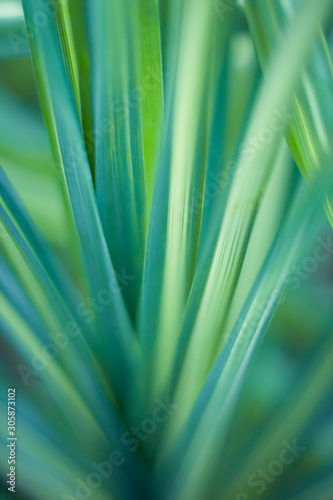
[243,0,333,224]
[160,165,333,500]
[167,0,333,436]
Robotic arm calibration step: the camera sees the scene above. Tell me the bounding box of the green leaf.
[243,0,333,221]
[85,0,148,319]
[164,0,333,436]
[21,0,140,403]
[138,0,229,402]
[160,167,333,500]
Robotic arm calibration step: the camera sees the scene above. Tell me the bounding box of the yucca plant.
[1,0,333,499]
